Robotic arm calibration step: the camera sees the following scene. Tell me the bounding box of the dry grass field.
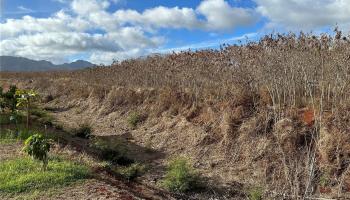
[1,30,350,199]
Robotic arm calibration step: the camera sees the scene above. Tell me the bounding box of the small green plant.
[160,157,200,193]
[16,89,39,129]
[319,173,330,187]
[248,187,263,200]
[116,163,147,181]
[23,134,51,170]
[127,112,142,128]
[74,123,92,139]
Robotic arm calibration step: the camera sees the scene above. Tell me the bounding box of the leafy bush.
[116,163,147,181]
[127,112,142,128]
[160,157,200,193]
[23,134,51,170]
[74,123,92,139]
[248,187,263,200]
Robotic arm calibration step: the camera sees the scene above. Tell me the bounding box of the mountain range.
[0,56,95,72]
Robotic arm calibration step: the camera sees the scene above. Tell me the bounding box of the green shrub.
[248,187,263,200]
[116,163,147,181]
[127,112,142,128]
[160,157,200,193]
[23,134,51,170]
[74,123,92,139]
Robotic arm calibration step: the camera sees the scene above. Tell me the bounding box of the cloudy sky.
[0,0,349,64]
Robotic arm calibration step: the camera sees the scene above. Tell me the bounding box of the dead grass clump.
[318,127,350,177]
[273,118,314,154]
[91,85,110,100]
[156,88,193,115]
[102,87,148,114]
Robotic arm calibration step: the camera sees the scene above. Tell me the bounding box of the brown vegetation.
[2,29,350,199]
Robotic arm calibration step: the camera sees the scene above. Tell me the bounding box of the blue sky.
[0,0,349,64]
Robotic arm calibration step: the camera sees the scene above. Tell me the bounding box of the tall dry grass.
[3,29,349,111]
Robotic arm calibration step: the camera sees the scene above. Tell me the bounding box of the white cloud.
[0,11,91,39]
[71,0,110,16]
[0,27,162,64]
[114,6,201,30]
[255,0,350,30]
[197,0,258,31]
[114,0,258,31]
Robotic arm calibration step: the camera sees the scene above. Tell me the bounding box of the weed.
[319,173,330,187]
[247,187,263,200]
[127,112,142,129]
[160,157,200,193]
